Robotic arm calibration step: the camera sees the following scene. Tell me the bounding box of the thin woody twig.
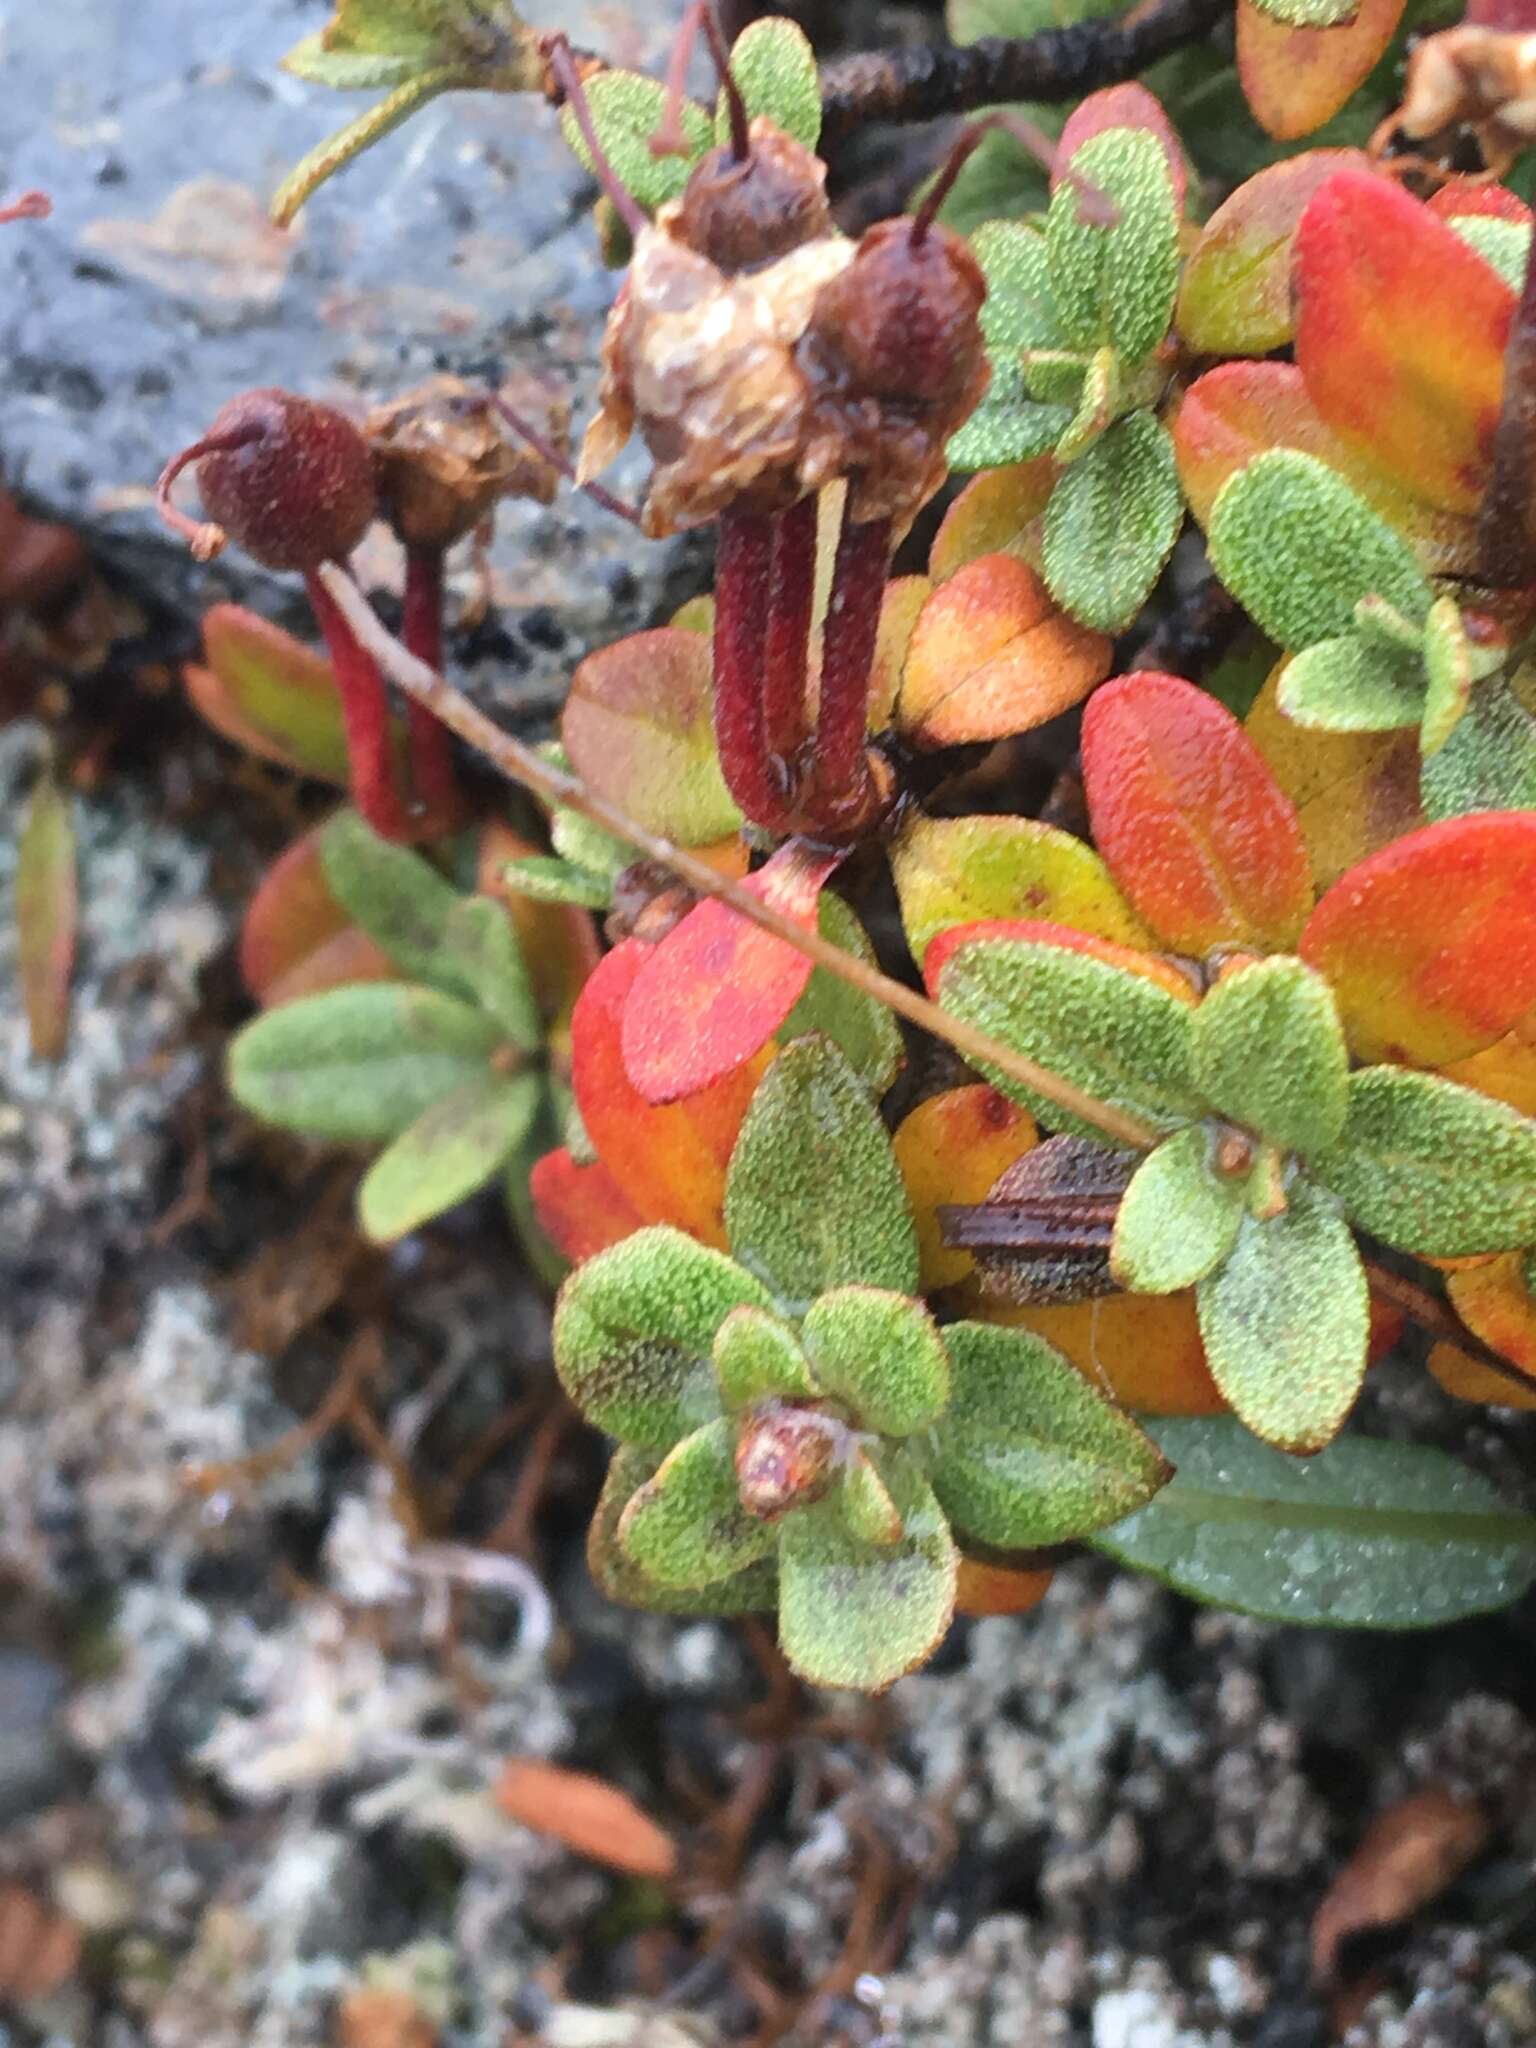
[315,563,1163,1150]
[817,0,1233,144]
[1363,1257,1536,1403]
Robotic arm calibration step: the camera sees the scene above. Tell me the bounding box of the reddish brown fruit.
[735,1403,842,1519]
[676,122,833,274]
[190,388,376,572]
[804,218,987,411]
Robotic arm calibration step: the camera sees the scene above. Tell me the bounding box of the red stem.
[306,568,411,842]
[155,422,264,561]
[654,4,749,163]
[763,496,818,763]
[401,543,462,824]
[809,512,891,829]
[544,36,647,237]
[490,393,643,528]
[713,507,788,830]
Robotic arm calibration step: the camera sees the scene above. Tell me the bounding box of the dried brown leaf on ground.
[1312,1785,1491,1989]
[336,1986,438,2048]
[0,1882,82,2003]
[495,1759,679,1880]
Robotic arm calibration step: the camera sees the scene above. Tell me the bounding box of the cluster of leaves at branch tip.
[554,1035,1169,1691]
[228,811,564,1256]
[1208,450,1513,781]
[935,933,1536,1456]
[949,107,1183,632]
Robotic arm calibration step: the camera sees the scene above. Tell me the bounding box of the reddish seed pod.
[804,218,987,412]
[191,388,376,572]
[676,120,833,275]
[734,1403,841,1520]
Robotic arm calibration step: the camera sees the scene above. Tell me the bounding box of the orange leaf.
[239,823,396,1007]
[1295,170,1513,518]
[896,554,1111,750]
[17,757,76,1060]
[1055,84,1188,212]
[1427,183,1532,225]
[956,1558,1054,1616]
[971,1291,1227,1416]
[1311,1787,1489,1989]
[620,841,840,1105]
[495,1759,678,1881]
[478,819,602,1042]
[892,1084,1039,1291]
[1300,813,1536,1063]
[529,1147,648,1264]
[189,604,354,785]
[573,940,766,1245]
[1081,671,1313,954]
[1177,150,1372,356]
[1427,1340,1536,1411]
[562,626,739,844]
[1237,0,1406,142]
[1245,664,1423,890]
[337,1989,437,2048]
[867,575,933,732]
[1444,1253,1536,1390]
[1174,361,1340,531]
[928,459,1055,583]
[1439,1030,1536,1117]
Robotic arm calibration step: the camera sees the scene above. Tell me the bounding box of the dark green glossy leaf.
[1093,1417,1536,1627]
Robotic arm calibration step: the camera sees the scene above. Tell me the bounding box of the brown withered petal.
[941,1136,1136,1306]
[495,1759,679,1880]
[0,1882,81,2003]
[1311,1785,1490,1990]
[367,373,569,550]
[734,1403,842,1520]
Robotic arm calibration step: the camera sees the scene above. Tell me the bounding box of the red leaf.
[1300,813,1536,1063]
[1054,84,1187,213]
[495,1759,678,1880]
[1081,672,1313,954]
[1295,171,1514,518]
[529,1148,647,1264]
[620,841,842,1105]
[1237,0,1407,143]
[239,822,397,1007]
[1427,183,1532,225]
[573,940,767,1245]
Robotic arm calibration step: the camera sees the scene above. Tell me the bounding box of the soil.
[3,4,1536,2046]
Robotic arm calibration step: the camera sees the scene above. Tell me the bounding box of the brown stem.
[1478,221,1536,587]
[809,511,890,829]
[763,496,818,762]
[490,393,643,527]
[400,543,462,824]
[714,506,790,830]
[315,560,1164,1148]
[543,34,647,236]
[911,111,1116,242]
[306,568,411,842]
[817,0,1231,144]
[654,2,749,162]
[1363,1258,1536,1404]
[154,422,264,561]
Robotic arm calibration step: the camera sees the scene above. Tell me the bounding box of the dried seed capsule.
[190,388,376,572]
[367,373,569,551]
[675,118,833,275]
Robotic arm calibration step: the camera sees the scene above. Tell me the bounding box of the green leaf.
[1243,0,1356,23]
[724,1037,919,1313]
[777,1454,957,1690]
[589,1447,777,1615]
[721,16,820,149]
[838,1451,904,1548]
[1310,1066,1536,1257]
[1191,957,1349,1155]
[933,933,1202,1143]
[782,894,903,1096]
[358,1068,538,1242]
[1093,1417,1536,1628]
[553,1226,769,1452]
[713,1303,821,1407]
[497,855,614,910]
[1421,596,1495,758]
[1047,128,1180,366]
[1422,678,1536,822]
[1041,412,1182,632]
[1277,636,1425,733]
[800,1288,950,1437]
[437,897,540,1049]
[1208,452,1433,653]
[947,222,1072,471]
[272,67,475,227]
[1111,1125,1246,1293]
[929,1321,1170,1546]
[1195,1181,1369,1453]
[1446,214,1531,292]
[617,1419,777,1590]
[228,984,504,1143]
[562,71,712,218]
[550,802,632,880]
[320,810,463,986]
